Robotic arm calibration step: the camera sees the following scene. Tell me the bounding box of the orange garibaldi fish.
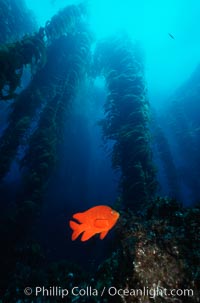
[69,205,120,242]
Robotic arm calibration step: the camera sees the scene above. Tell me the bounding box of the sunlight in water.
[25,0,200,102]
[89,0,178,41]
[88,0,200,101]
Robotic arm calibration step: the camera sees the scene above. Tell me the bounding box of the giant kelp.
[0,4,88,180]
[45,3,87,42]
[0,0,36,44]
[0,2,199,302]
[94,35,157,210]
[160,64,200,204]
[0,32,46,101]
[0,3,86,101]
[0,4,92,295]
[152,114,181,200]
[18,28,92,226]
[166,105,200,203]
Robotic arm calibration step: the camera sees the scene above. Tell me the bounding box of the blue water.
[1,0,200,292]
[25,0,200,107]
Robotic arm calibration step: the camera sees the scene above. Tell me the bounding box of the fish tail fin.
[69,220,84,241]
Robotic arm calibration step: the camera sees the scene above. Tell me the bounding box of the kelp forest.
[0,0,199,302]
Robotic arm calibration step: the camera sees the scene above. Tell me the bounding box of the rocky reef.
[1,198,199,302]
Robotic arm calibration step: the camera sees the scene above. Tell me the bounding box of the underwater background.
[0,0,200,302]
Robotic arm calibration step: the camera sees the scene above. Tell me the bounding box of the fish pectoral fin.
[81,230,95,242]
[94,219,109,228]
[100,230,109,240]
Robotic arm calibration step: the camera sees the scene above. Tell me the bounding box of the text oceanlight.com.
[24,285,194,299]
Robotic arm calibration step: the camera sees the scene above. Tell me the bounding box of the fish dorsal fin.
[81,230,95,242]
[94,219,109,228]
[100,230,109,240]
[73,212,85,223]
